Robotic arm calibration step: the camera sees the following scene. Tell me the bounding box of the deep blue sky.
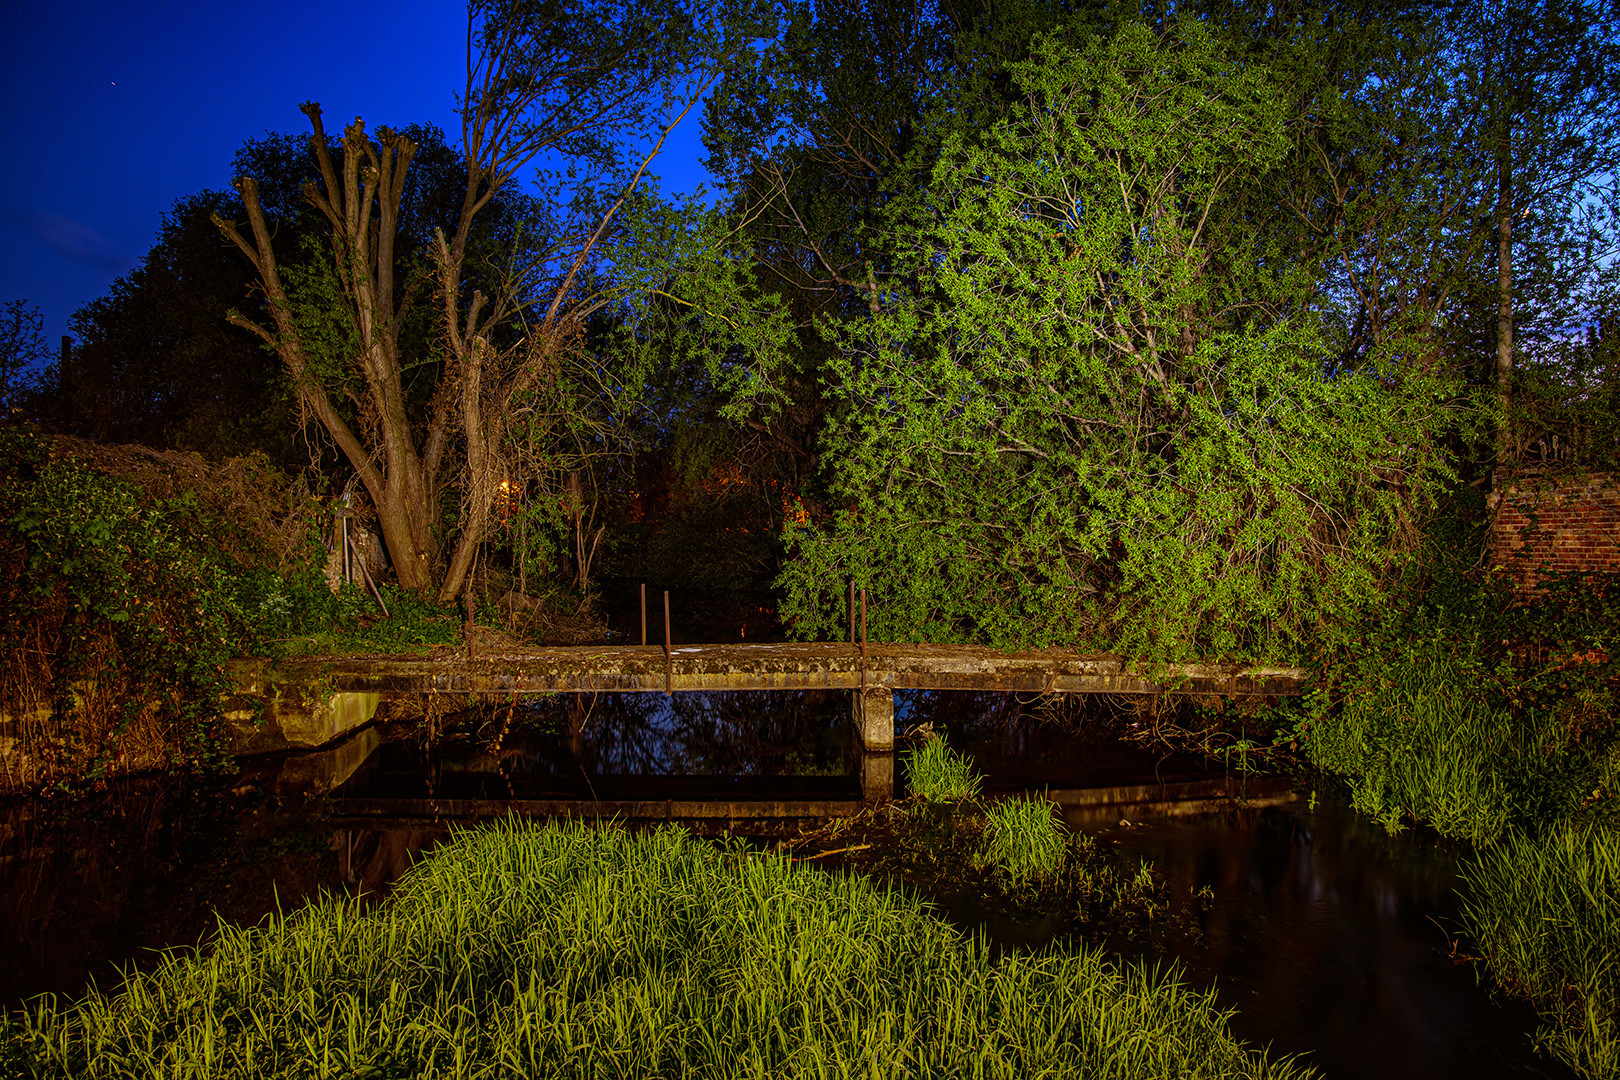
[0,1,713,347]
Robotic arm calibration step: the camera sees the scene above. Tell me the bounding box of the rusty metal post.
[640,583,647,646]
[663,590,672,696]
[463,591,475,664]
[848,579,855,643]
[860,588,867,693]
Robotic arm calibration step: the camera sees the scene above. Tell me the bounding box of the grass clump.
[978,793,1069,886]
[2,818,1307,1080]
[1304,642,1516,843]
[1459,824,1620,1078]
[904,733,983,801]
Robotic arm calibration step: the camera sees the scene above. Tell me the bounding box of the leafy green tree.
[1446,0,1620,465]
[709,18,1470,660]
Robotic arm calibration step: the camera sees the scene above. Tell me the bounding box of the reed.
[904,735,983,802]
[979,794,1069,886]
[1459,824,1620,1078]
[1305,643,1516,842]
[3,818,1309,1079]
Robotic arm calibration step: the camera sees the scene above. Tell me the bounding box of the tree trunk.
[1496,124,1515,465]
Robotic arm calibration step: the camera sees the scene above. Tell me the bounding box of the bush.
[0,433,256,787]
[1304,640,1516,843]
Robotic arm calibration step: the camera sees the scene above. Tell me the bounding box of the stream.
[0,689,1570,1078]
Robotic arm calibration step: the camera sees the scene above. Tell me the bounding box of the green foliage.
[0,429,468,787]
[1301,534,1620,1074]
[1303,557,1620,842]
[977,794,1069,887]
[1304,638,1517,843]
[231,566,460,659]
[903,735,983,802]
[1459,825,1620,1078]
[2,819,1308,1079]
[764,20,1466,661]
[0,436,247,778]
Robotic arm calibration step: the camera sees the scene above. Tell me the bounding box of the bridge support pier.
[851,688,894,752]
[858,752,894,802]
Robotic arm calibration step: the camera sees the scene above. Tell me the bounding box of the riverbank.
[1299,570,1620,1077]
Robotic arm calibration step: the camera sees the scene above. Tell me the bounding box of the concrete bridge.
[224,641,1304,759]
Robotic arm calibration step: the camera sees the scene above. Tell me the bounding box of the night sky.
[0,1,714,348]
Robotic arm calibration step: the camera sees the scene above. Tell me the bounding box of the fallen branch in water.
[799,844,873,862]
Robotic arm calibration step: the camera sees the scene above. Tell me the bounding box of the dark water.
[0,691,1570,1078]
[341,689,855,803]
[1099,805,1566,1080]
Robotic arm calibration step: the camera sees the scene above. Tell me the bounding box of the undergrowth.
[0,429,461,791]
[1459,825,1620,1078]
[1299,528,1620,1076]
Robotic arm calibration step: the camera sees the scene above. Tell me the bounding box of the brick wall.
[1488,471,1620,591]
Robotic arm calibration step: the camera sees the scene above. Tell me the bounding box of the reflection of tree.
[502,690,851,777]
[902,690,1031,742]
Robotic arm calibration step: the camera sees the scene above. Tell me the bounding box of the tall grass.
[1305,643,1517,842]
[979,794,1069,886]
[1459,825,1620,1078]
[2,818,1309,1079]
[904,734,983,801]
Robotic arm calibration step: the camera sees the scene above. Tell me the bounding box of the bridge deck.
[231,642,1304,698]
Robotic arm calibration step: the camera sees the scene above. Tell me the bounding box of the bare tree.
[216,0,759,600]
[0,299,50,416]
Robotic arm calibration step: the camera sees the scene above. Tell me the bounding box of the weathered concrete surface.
[1050,776,1299,829]
[227,642,1304,700]
[263,725,382,795]
[320,774,1294,833]
[326,796,871,827]
[851,688,895,752]
[222,663,382,753]
[858,752,895,801]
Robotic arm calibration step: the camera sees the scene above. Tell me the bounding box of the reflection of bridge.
[226,641,1304,760]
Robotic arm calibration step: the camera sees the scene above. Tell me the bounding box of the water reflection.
[903,689,1220,792]
[0,695,1578,1080]
[0,779,346,1007]
[1102,805,1570,1080]
[338,690,857,802]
